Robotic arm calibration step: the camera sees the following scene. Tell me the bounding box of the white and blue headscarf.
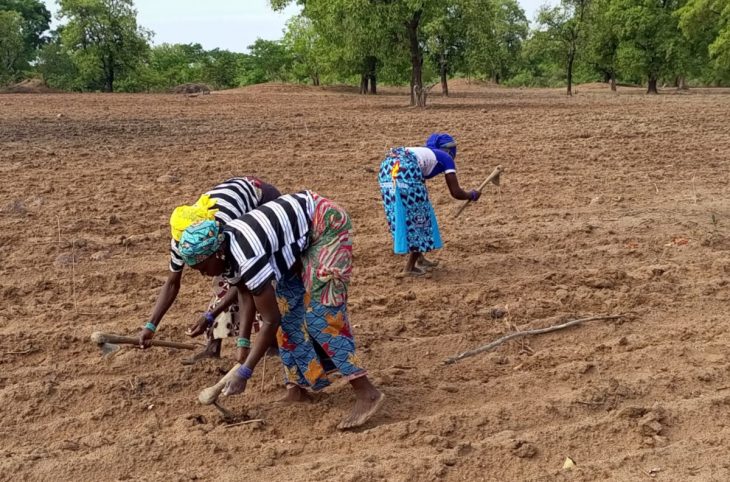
[426,133,457,159]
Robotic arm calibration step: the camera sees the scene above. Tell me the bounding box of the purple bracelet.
[236,365,253,380]
[204,311,215,326]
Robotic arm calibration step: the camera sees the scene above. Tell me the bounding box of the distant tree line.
[1,0,729,102]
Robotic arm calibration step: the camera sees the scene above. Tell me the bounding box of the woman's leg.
[416,253,439,268]
[403,252,425,275]
[304,301,384,429]
[275,274,331,398]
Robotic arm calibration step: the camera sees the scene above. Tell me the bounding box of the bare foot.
[278,385,313,404]
[181,339,221,365]
[417,255,439,268]
[337,390,385,430]
[396,266,426,279]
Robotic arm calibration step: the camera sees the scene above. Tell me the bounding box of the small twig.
[224,419,265,429]
[72,239,77,312]
[261,355,267,393]
[444,314,625,365]
[3,347,37,356]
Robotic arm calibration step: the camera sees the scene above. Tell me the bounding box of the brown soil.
[1,86,729,481]
[1,78,61,94]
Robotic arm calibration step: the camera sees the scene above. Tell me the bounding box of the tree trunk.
[647,75,658,94]
[676,76,688,90]
[610,71,617,92]
[103,56,114,93]
[104,70,114,93]
[566,48,574,96]
[440,55,448,97]
[365,56,377,95]
[360,74,368,95]
[406,11,425,107]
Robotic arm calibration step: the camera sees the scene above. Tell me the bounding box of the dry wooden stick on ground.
[444,314,625,365]
[224,419,265,429]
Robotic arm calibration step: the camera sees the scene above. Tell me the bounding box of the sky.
[44,0,550,53]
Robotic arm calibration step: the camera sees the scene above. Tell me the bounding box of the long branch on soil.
[224,419,265,428]
[72,239,77,312]
[2,347,37,356]
[444,314,625,365]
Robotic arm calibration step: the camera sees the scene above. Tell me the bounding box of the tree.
[201,48,244,89]
[241,38,291,84]
[0,10,24,84]
[37,29,82,90]
[283,15,325,85]
[677,0,730,81]
[611,0,685,94]
[58,0,151,92]
[585,0,621,90]
[536,0,590,96]
[146,43,205,88]
[423,3,466,95]
[0,0,51,49]
[461,0,528,84]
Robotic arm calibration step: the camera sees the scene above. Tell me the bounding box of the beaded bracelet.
[204,311,215,326]
[236,365,253,380]
[236,337,251,348]
[144,322,157,333]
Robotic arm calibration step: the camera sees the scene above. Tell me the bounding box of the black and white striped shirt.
[170,177,277,272]
[222,191,315,294]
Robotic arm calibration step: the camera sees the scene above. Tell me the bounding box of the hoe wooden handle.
[198,363,241,405]
[454,165,503,218]
[90,331,197,350]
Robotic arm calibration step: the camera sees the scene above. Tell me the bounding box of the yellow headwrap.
[170,194,219,241]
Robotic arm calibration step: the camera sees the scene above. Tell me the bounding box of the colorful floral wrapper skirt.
[275,195,365,390]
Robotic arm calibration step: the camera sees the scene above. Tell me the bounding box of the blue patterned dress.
[378,148,444,254]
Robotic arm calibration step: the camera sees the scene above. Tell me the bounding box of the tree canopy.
[3,0,729,94]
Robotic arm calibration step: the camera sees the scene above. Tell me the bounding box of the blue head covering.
[179,220,224,266]
[426,133,457,159]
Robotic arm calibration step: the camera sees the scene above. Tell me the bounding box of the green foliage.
[9,0,730,93]
[0,0,51,76]
[282,15,324,84]
[0,10,24,84]
[37,33,83,90]
[0,0,51,49]
[610,0,685,90]
[58,0,152,92]
[240,38,291,85]
[677,0,730,81]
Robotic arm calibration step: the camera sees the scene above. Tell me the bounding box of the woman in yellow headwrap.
[139,177,281,364]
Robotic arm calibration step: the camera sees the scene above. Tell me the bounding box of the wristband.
[144,322,157,333]
[204,311,216,326]
[236,365,253,380]
[236,337,251,348]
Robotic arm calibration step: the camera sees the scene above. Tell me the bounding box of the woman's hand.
[187,315,209,337]
[223,375,248,397]
[138,327,155,348]
[469,190,481,202]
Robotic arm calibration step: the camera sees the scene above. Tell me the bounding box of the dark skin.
[189,245,384,430]
[138,268,236,357]
[404,169,481,275]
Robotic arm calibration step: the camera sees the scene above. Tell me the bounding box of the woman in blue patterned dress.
[379,133,481,276]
